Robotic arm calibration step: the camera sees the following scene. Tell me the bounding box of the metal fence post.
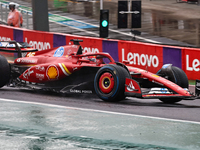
[26,11,29,29]
[5,4,8,23]
[32,0,49,31]
[0,3,3,21]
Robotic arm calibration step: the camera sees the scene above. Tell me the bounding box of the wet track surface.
[1,100,199,150]
[0,87,200,149]
[0,86,200,122]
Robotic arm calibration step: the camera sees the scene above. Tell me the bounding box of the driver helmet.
[9,2,16,10]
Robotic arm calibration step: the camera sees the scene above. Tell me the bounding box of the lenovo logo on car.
[186,55,200,71]
[0,36,11,41]
[122,48,159,67]
[83,47,99,53]
[25,38,51,51]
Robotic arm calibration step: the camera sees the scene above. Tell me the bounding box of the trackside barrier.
[118,40,163,73]
[65,34,103,53]
[0,24,200,80]
[182,47,200,80]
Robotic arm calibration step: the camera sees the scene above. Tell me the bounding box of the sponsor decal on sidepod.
[46,65,59,80]
[16,58,37,64]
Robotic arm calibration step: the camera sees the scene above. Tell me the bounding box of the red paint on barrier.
[66,34,103,53]
[182,48,200,80]
[23,30,53,51]
[0,25,13,41]
[118,41,163,73]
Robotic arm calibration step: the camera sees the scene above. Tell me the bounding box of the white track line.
[0,98,200,125]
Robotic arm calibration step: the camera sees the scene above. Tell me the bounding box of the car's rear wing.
[0,41,38,58]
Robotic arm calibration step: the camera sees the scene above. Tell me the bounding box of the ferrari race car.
[0,40,198,103]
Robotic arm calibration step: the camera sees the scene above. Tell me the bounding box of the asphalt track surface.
[0,86,200,149]
[1,96,200,150]
[0,86,200,123]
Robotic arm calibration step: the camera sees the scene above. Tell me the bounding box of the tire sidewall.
[171,66,188,88]
[94,65,129,102]
[94,66,120,101]
[159,66,188,104]
[0,55,10,87]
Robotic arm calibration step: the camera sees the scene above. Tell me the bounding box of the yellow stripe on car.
[61,63,71,75]
[58,63,71,76]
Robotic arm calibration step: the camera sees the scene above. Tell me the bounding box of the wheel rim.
[99,72,114,94]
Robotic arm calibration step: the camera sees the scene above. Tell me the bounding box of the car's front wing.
[125,78,196,100]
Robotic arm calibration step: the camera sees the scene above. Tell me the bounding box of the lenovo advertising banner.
[0,25,13,41]
[182,48,200,80]
[66,35,103,53]
[118,41,163,73]
[23,30,54,51]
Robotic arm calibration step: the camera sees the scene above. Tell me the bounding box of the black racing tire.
[171,66,188,88]
[94,64,130,102]
[0,55,10,88]
[159,66,188,104]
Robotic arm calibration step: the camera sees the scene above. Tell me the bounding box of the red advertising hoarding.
[66,35,103,53]
[0,25,13,41]
[118,41,163,73]
[23,30,54,51]
[182,48,200,80]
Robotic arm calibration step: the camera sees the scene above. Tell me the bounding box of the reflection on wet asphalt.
[0,99,200,150]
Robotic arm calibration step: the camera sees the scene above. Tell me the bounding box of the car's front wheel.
[94,64,130,102]
[158,66,188,104]
[0,55,10,88]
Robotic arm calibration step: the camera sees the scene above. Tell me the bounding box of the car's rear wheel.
[159,66,188,104]
[0,55,10,88]
[94,64,130,102]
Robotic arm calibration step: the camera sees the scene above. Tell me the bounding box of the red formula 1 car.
[0,40,198,103]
